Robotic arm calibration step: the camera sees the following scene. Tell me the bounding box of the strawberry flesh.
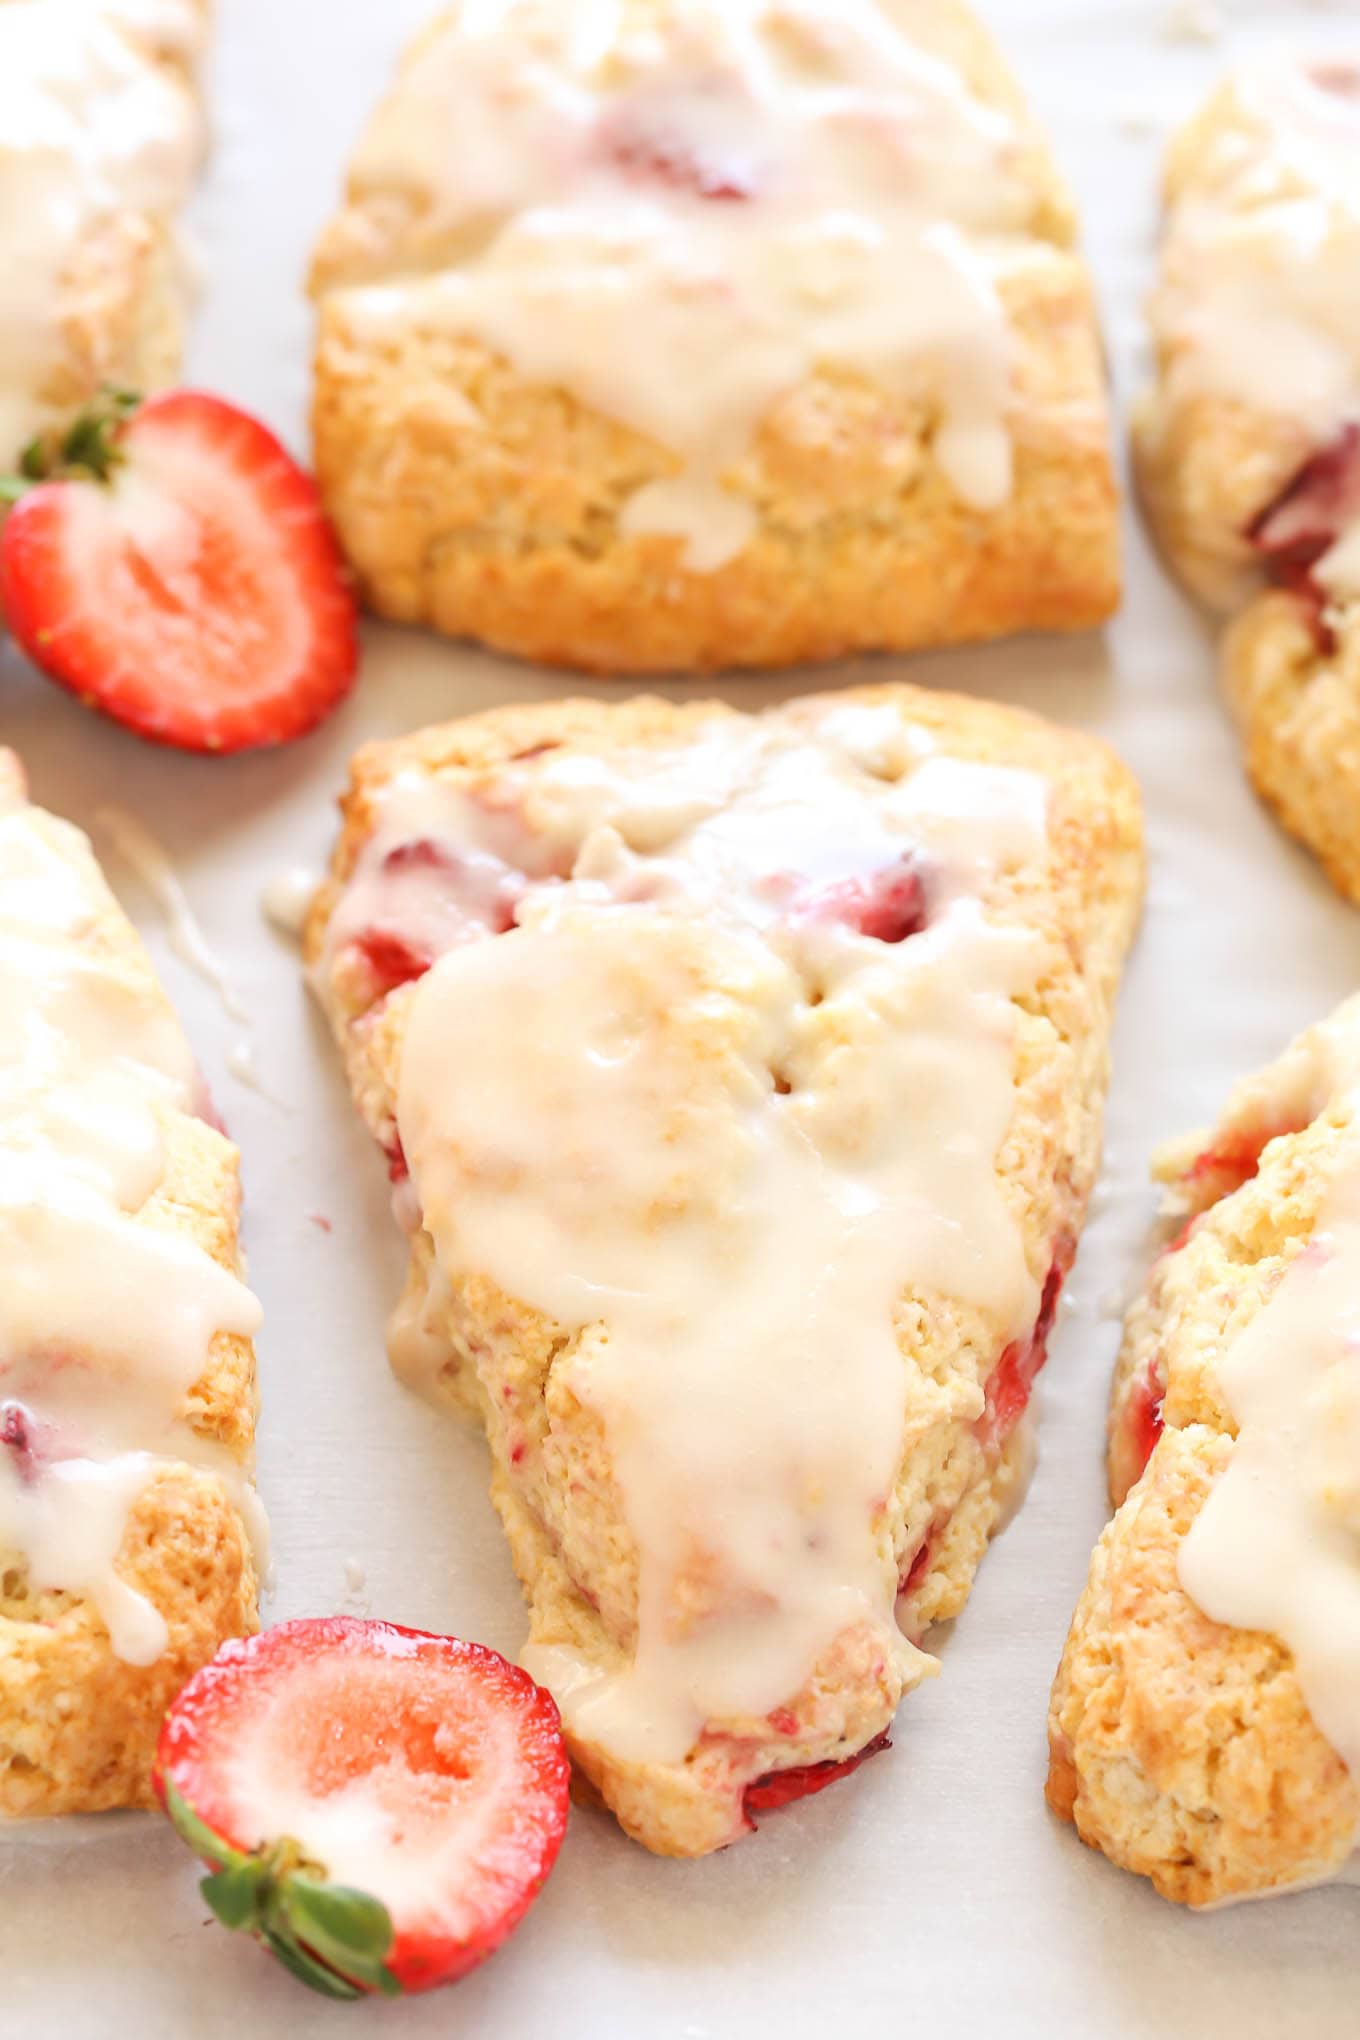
[796,857,929,943]
[0,1401,37,1483]
[1124,1361,1166,1484]
[0,391,358,754]
[744,1730,891,1819]
[976,1241,1072,1455]
[602,98,756,201]
[154,1617,569,1998]
[1248,425,1360,648]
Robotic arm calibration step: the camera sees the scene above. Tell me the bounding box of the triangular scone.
[1134,61,1360,902]
[1049,999,1360,1907]
[306,686,1142,1856]
[0,0,207,464]
[0,752,262,1818]
[308,0,1119,676]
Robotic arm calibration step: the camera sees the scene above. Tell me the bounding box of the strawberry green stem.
[0,386,141,503]
[160,1777,401,2001]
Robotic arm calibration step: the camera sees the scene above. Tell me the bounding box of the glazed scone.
[308,0,1120,675]
[0,749,263,1818]
[0,0,208,465]
[1049,999,1360,1907]
[307,685,1143,1856]
[1135,59,1360,902]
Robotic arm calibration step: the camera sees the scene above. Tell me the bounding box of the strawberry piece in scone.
[307,685,1142,1858]
[1051,996,1360,1906]
[1135,60,1360,901]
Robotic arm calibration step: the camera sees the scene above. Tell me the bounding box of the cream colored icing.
[0,787,262,1667]
[0,0,204,462]
[1151,59,1360,438]
[1180,1145,1360,1783]
[336,707,1050,1769]
[335,0,1044,570]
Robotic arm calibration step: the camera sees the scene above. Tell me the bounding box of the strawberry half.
[153,1617,570,1999]
[0,388,357,753]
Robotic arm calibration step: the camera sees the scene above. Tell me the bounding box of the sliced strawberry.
[744,1731,891,1820]
[0,389,357,754]
[154,1617,569,1999]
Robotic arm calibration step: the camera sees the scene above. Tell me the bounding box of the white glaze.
[0,786,262,1666]
[260,866,323,940]
[1151,59,1360,439]
[336,0,1041,569]
[1180,1150,1360,1781]
[0,0,204,461]
[349,708,1050,1768]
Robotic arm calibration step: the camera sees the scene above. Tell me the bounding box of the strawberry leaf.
[260,1930,365,2003]
[283,1878,396,1970]
[201,1861,264,1933]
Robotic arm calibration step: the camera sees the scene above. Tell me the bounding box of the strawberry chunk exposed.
[600,89,757,201]
[1125,1361,1166,1483]
[976,1242,1072,1455]
[154,1618,569,1999]
[0,391,358,754]
[355,930,435,997]
[744,1730,891,1820]
[797,857,929,943]
[1249,425,1360,647]
[0,1401,38,1483]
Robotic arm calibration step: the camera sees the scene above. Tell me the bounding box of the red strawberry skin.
[0,392,358,754]
[154,1617,570,1997]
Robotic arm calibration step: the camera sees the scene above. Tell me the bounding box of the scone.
[1049,998,1360,1907]
[0,750,263,1818]
[308,0,1120,675]
[306,684,1143,1856]
[1135,59,1360,902]
[0,0,208,466]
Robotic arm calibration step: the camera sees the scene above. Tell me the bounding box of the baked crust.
[0,751,259,1819]
[307,684,1143,1855]
[1049,1002,1360,1906]
[0,0,208,464]
[1135,64,1360,904]
[308,0,1119,675]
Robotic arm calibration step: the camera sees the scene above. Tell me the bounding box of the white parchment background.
[3,1,1359,2033]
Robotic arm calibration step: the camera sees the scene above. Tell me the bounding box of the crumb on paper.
[1116,101,1161,138]
[344,1559,366,1594]
[1160,0,1224,43]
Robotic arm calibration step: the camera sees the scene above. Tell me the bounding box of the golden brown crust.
[308,2,1119,675]
[1135,67,1360,905]
[1221,599,1360,906]
[1049,1003,1360,1906]
[0,765,259,1819]
[2,0,208,464]
[308,683,1144,1854]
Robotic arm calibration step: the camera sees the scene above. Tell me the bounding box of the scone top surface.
[1050,999,1360,1906]
[1139,55,1360,611]
[310,0,1117,671]
[0,753,261,1686]
[310,688,1142,1853]
[0,0,206,462]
